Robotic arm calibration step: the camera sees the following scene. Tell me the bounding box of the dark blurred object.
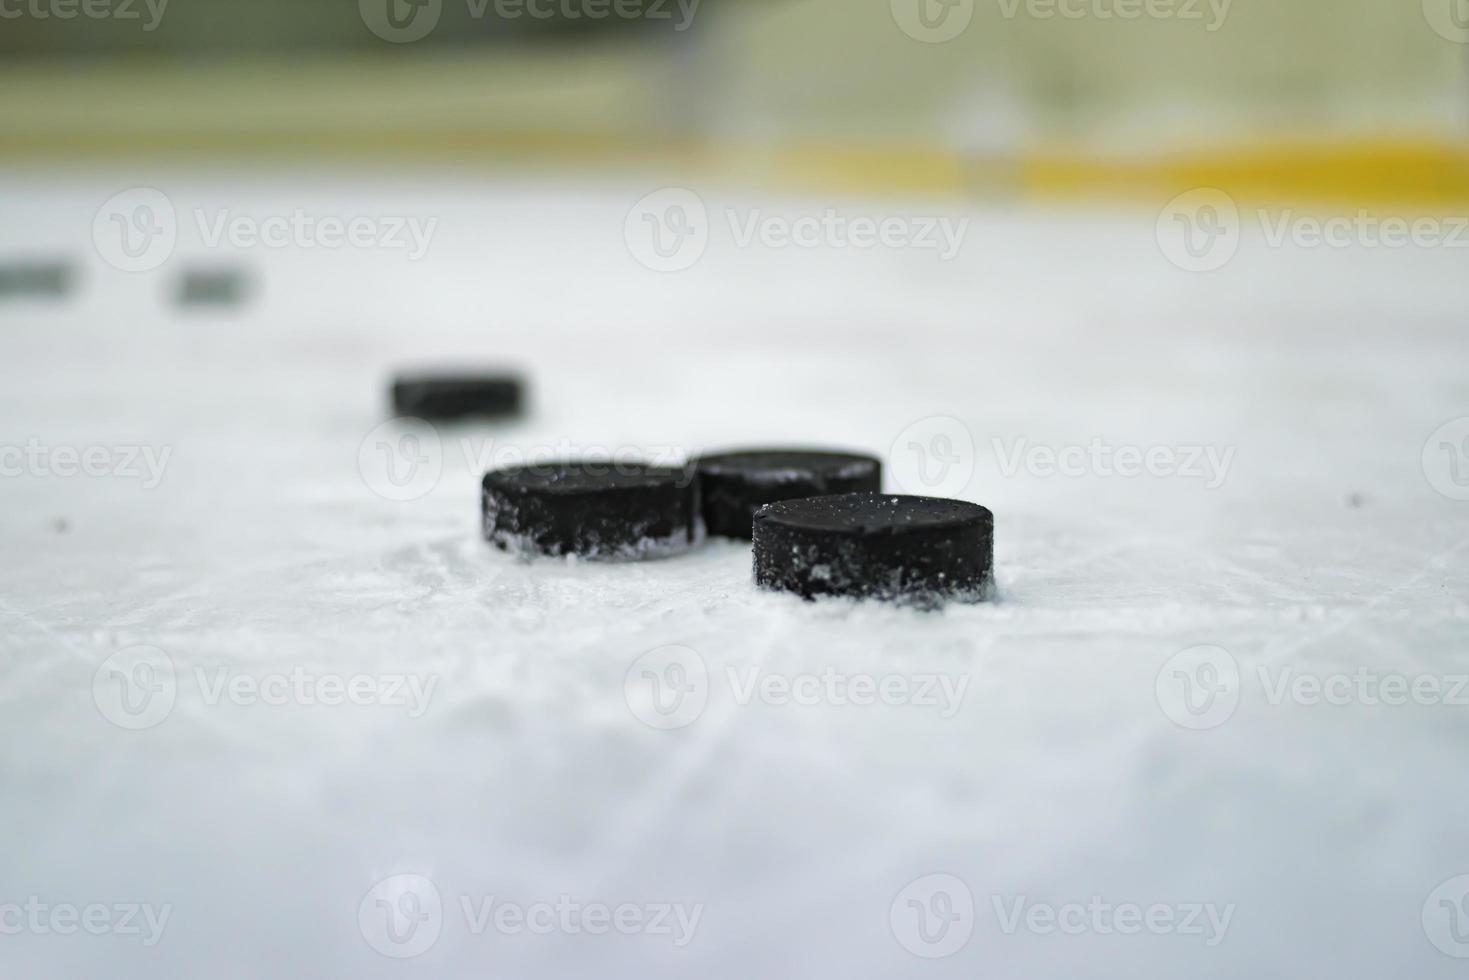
[0,260,74,299]
[0,0,703,56]
[392,371,525,421]
[176,267,250,307]
[695,449,883,540]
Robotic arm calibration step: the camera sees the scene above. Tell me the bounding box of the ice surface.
[0,173,1467,979]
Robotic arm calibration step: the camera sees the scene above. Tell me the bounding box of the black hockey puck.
[482,462,701,560]
[752,493,993,606]
[176,267,250,306]
[393,373,524,421]
[0,260,73,299]
[694,449,883,539]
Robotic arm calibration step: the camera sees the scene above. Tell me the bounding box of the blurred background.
[4,0,1466,203]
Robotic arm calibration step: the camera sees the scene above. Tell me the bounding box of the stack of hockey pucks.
[392,374,993,607]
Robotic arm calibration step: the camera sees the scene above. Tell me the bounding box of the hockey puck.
[0,260,73,299]
[482,462,701,560]
[752,493,993,605]
[393,372,524,421]
[694,449,882,539]
[176,267,250,307]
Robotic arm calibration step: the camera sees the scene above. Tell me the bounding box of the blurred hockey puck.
[694,449,881,539]
[176,267,250,307]
[393,372,524,422]
[0,260,74,299]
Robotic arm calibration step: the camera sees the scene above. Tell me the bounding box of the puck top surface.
[696,450,879,482]
[694,449,884,539]
[396,372,517,387]
[755,493,990,535]
[485,462,690,494]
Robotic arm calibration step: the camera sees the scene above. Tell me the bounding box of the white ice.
[0,173,1467,978]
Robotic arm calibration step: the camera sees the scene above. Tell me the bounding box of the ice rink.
[2,173,1468,978]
